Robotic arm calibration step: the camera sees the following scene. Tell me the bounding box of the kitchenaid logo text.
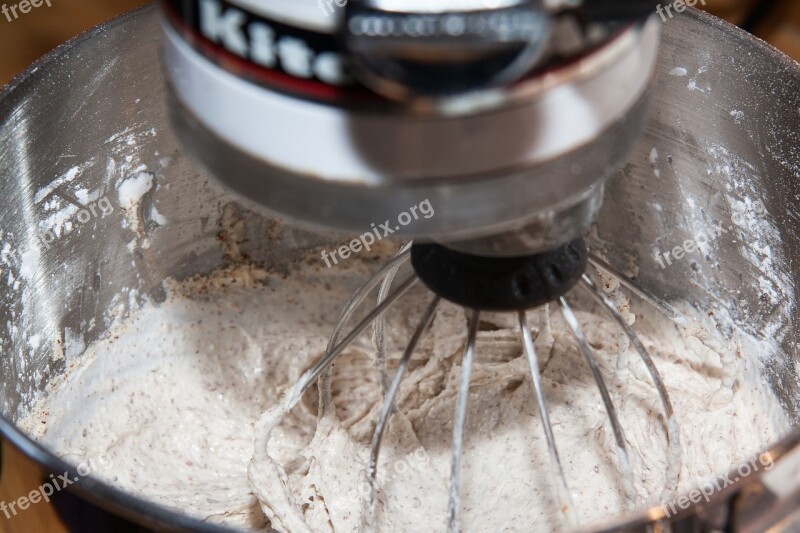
[656,0,707,22]
[321,199,435,268]
[1,0,51,23]
[661,452,774,518]
[0,454,112,520]
[196,0,350,86]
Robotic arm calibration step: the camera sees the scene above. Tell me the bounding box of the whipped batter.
[22,256,791,532]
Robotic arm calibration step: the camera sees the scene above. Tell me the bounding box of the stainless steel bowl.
[0,5,799,532]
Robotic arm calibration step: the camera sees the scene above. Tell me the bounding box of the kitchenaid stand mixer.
[1,1,800,532]
[159,0,682,530]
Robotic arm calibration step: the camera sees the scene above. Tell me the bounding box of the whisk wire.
[365,295,441,531]
[289,273,419,407]
[558,296,637,507]
[372,243,414,395]
[579,274,682,498]
[518,310,578,526]
[447,309,480,533]
[588,253,686,326]
[319,246,413,406]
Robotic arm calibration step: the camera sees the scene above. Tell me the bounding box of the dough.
[22,258,791,532]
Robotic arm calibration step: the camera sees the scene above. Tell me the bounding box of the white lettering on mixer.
[321,199,435,268]
[199,0,350,85]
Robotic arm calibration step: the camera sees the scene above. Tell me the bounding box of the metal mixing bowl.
[0,5,799,532]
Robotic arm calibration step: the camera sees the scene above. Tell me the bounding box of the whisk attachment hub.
[410,238,587,311]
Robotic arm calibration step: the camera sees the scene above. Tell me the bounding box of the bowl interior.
[0,5,799,531]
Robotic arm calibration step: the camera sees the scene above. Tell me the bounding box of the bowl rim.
[0,4,798,533]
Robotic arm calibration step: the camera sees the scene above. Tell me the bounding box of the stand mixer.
[0,0,799,530]
[161,1,682,530]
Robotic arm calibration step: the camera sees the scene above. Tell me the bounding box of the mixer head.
[161,0,662,257]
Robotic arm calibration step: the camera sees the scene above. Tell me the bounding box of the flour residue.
[19,256,792,532]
